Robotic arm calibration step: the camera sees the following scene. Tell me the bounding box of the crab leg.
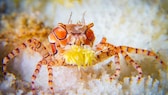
[110,53,121,80]
[2,39,50,75]
[120,50,143,81]
[47,62,54,93]
[31,59,47,93]
[2,38,52,93]
[2,43,25,75]
[96,38,122,80]
[119,46,166,66]
[2,39,28,75]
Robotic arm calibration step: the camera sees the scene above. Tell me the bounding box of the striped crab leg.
[96,37,121,80]
[119,46,166,67]
[2,38,55,94]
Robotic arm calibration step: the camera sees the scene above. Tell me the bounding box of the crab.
[2,15,166,94]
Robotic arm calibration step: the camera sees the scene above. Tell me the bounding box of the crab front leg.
[47,61,55,93]
[31,59,47,93]
[109,53,121,80]
[32,58,57,94]
[96,37,121,80]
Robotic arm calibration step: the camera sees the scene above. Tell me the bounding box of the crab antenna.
[68,12,72,24]
[81,11,86,24]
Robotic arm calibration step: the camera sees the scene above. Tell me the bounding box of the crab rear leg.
[119,46,166,66]
[2,44,25,75]
[97,37,145,81]
[2,39,50,75]
[2,38,54,93]
[120,51,143,81]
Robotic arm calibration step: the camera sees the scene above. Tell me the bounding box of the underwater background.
[0,0,168,95]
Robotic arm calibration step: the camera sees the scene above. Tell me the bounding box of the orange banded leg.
[110,53,120,80]
[2,43,27,76]
[2,39,50,76]
[31,60,47,94]
[119,46,166,66]
[121,51,143,81]
[2,38,51,94]
[47,61,54,93]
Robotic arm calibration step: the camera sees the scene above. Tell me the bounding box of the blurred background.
[0,0,168,94]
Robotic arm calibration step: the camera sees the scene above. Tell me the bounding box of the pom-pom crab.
[2,15,166,94]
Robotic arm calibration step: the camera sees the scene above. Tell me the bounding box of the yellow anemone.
[63,45,96,69]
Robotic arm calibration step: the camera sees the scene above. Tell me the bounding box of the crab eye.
[85,29,95,41]
[53,27,67,40]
